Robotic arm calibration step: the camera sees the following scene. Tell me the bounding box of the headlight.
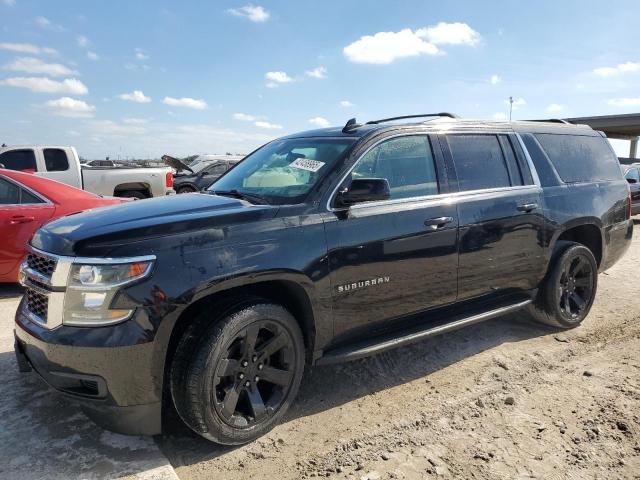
[63,260,154,326]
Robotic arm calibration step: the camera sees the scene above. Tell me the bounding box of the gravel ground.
[159,225,640,480]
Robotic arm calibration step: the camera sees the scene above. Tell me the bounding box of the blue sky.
[1,0,639,159]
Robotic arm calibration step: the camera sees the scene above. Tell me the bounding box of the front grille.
[26,253,57,279]
[25,288,48,322]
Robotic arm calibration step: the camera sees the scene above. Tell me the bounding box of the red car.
[0,169,128,283]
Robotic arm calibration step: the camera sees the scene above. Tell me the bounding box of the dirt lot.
[160,228,640,480]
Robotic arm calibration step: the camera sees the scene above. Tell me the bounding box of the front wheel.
[528,242,598,329]
[170,301,305,445]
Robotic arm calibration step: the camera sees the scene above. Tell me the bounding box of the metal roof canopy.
[565,113,640,158]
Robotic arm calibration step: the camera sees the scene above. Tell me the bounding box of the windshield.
[208,137,354,204]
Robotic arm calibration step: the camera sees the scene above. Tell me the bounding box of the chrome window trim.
[327,131,544,213]
[0,174,52,206]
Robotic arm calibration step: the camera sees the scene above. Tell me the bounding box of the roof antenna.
[342,118,360,133]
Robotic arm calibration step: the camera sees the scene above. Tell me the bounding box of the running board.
[316,299,532,365]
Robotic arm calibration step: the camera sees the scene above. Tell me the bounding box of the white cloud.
[45,97,95,117]
[265,70,293,87]
[135,48,149,60]
[227,4,270,22]
[0,42,57,55]
[547,103,564,113]
[233,113,257,121]
[309,116,330,127]
[254,120,282,129]
[416,22,480,46]
[493,112,508,120]
[594,61,640,77]
[35,16,64,32]
[608,97,640,107]
[0,76,88,94]
[340,100,355,107]
[490,74,501,85]
[305,66,327,79]
[343,29,439,65]
[4,57,76,76]
[87,51,99,61]
[118,90,151,103]
[77,35,89,47]
[123,117,149,124]
[505,97,526,110]
[162,96,207,110]
[343,22,479,65]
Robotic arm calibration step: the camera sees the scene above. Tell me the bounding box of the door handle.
[517,203,538,212]
[9,215,35,225]
[424,216,454,229]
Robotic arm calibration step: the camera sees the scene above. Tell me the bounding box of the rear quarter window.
[534,134,622,183]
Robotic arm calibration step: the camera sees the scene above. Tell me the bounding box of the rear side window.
[352,135,438,199]
[0,149,37,171]
[521,134,560,187]
[447,135,511,191]
[43,148,69,172]
[534,134,621,183]
[0,177,20,204]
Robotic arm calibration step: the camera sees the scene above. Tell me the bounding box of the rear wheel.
[528,241,598,329]
[170,301,305,445]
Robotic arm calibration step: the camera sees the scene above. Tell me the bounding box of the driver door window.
[351,136,439,200]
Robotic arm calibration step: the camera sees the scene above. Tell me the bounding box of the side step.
[316,298,532,365]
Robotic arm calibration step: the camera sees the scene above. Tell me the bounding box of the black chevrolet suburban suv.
[15,114,633,445]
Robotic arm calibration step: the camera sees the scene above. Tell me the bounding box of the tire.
[170,300,305,445]
[527,241,598,329]
[176,186,197,194]
[116,190,147,200]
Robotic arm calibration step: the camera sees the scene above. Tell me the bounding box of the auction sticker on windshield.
[289,158,325,172]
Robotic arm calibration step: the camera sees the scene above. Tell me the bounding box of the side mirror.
[336,178,391,207]
[627,178,637,184]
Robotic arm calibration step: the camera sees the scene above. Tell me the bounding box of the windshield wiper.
[211,189,271,205]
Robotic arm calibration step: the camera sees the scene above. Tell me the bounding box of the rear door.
[441,133,545,300]
[0,176,55,276]
[324,134,459,339]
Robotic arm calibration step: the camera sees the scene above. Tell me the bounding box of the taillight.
[165,171,174,188]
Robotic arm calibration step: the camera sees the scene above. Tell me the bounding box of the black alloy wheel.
[557,253,594,322]
[213,321,295,428]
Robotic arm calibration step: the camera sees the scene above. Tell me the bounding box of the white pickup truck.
[0,145,174,199]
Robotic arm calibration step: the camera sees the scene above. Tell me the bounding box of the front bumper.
[14,303,162,435]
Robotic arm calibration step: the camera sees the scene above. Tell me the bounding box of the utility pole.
[509,96,514,122]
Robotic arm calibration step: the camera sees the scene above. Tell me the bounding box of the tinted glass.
[352,136,438,199]
[205,163,226,175]
[521,134,560,187]
[0,149,37,171]
[209,138,354,204]
[625,168,640,182]
[447,135,511,191]
[499,135,523,186]
[534,134,622,183]
[21,189,43,204]
[0,177,20,204]
[43,148,69,172]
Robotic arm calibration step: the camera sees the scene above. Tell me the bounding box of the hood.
[162,155,193,173]
[31,193,277,256]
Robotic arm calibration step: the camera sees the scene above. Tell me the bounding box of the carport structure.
[565,113,640,160]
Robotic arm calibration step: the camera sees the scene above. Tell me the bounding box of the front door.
[324,134,459,340]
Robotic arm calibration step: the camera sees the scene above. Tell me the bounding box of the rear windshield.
[534,134,622,183]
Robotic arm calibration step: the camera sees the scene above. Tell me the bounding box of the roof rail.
[366,113,459,125]
[526,119,571,124]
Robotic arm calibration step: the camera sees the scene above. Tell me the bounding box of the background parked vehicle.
[0,169,128,283]
[172,156,243,193]
[81,159,116,168]
[623,163,640,215]
[14,114,633,445]
[0,145,174,199]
